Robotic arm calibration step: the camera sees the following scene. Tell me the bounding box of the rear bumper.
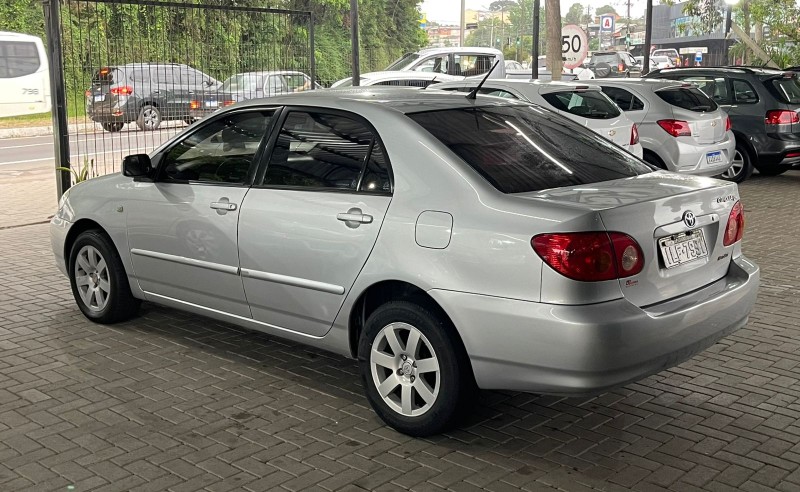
[751,133,800,167]
[663,131,736,176]
[430,255,759,394]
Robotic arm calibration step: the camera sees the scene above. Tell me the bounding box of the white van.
[0,32,51,118]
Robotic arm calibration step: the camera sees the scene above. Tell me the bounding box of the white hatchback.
[434,79,644,158]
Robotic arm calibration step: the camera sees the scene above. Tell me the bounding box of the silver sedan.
[51,88,759,436]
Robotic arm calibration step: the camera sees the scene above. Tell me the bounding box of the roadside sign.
[561,25,589,70]
[600,15,615,32]
[695,51,703,62]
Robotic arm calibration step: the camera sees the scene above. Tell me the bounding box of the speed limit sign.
[561,24,588,70]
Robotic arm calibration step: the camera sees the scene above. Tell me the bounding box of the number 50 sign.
[561,24,588,70]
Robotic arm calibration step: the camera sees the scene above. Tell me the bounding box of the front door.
[127,109,276,317]
[238,109,392,337]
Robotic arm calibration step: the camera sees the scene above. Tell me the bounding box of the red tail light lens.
[723,201,745,246]
[531,232,644,282]
[765,110,799,125]
[725,115,731,131]
[657,119,691,137]
[189,100,200,110]
[618,63,625,72]
[223,100,236,107]
[630,123,639,145]
[110,85,133,96]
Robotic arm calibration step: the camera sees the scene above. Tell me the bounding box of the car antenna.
[422,76,437,89]
[466,60,500,100]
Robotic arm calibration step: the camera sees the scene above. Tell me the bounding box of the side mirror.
[122,153,152,178]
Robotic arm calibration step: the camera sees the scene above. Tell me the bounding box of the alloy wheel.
[74,245,110,312]
[142,108,159,129]
[721,150,744,180]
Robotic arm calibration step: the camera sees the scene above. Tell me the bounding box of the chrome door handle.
[210,201,237,211]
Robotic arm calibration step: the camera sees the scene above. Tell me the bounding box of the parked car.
[384,47,505,79]
[86,63,219,132]
[588,51,641,78]
[433,79,642,157]
[592,79,735,177]
[52,88,758,436]
[646,66,800,181]
[652,48,681,68]
[330,71,462,88]
[634,56,658,72]
[651,55,676,69]
[189,70,311,118]
[537,55,594,80]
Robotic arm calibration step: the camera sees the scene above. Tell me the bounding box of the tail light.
[110,85,133,96]
[531,232,644,282]
[657,119,691,137]
[630,124,639,145]
[223,100,236,107]
[725,115,731,131]
[189,100,200,110]
[723,201,745,246]
[765,110,799,125]
[618,63,625,72]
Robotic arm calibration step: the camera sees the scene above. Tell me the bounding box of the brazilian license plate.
[659,229,709,269]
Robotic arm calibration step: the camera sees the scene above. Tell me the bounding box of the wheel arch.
[64,218,107,266]
[731,129,757,161]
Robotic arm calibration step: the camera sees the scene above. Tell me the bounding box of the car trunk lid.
[656,85,726,144]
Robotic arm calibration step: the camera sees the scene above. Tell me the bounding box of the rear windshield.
[653,50,677,57]
[407,105,652,194]
[540,90,621,119]
[92,67,117,83]
[591,53,618,64]
[771,78,800,104]
[656,87,718,112]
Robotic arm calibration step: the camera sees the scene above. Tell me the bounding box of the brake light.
[657,119,692,137]
[725,115,731,131]
[618,63,625,72]
[765,110,799,125]
[110,85,133,96]
[99,67,111,75]
[723,201,745,246]
[531,232,644,282]
[223,100,236,107]
[189,100,200,110]
[630,124,639,145]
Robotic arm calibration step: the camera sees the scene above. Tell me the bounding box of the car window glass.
[266,75,285,94]
[732,79,758,103]
[679,76,729,103]
[656,87,719,112]
[360,140,391,193]
[408,105,652,194]
[454,54,495,77]
[284,74,311,92]
[591,53,618,64]
[263,111,375,191]
[414,56,448,74]
[541,90,621,119]
[600,86,645,111]
[161,111,272,184]
[479,88,518,99]
[0,41,40,78]
[770,78,800,104]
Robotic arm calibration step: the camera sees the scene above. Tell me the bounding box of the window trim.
[252,106,394,196]
[151,106,282,187]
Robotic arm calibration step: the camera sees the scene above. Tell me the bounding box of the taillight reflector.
[765,110,799,125]
[657,119,691,137]
[723,201,745,246]
[110,85,133,96]
[223,100,236,107]
[531,232,644,282]
[630,123,639,145]
[189,100,200,110]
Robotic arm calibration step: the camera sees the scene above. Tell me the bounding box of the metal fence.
[43,0,314,193]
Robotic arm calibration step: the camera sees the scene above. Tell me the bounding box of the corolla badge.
[711,120,717,127]
[608,129,617,137]
[683,211,696,228]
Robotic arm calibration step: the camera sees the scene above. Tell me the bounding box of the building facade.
[650,1,734,66]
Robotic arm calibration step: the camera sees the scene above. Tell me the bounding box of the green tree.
[565,3,584,25]
[595,5,616,16]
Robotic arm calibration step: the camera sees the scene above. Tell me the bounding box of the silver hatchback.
[51,89,759,436]
[592,79,736,176]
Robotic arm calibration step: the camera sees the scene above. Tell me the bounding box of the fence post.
[350,0,360,86]
[42,0,71,198]
[310,13,316,89]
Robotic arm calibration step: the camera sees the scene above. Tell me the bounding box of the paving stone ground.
[1,163,800,492]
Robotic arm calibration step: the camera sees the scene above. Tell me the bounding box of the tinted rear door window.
[600,86,645,111]
[770,78,800,104]
[656,87,718,112]
[408,105,652,194]
[540,90,621,119]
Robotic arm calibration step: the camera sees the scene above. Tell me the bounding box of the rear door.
[237,109,392,337]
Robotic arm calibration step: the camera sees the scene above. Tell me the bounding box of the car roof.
[359,71,454,81]
[650,66,786,76]
[233,87,524,114]
[437,78,601,91]
[416,47,502,56]
[589,78,690,91]
[230,71,307,78]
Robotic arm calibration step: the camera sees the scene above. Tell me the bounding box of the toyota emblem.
[683,211,696,228]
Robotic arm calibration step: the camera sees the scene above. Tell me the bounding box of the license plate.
[205,101,218,108]
[706,151,722,165]
[93,95,105,102]
[659,229,709,269]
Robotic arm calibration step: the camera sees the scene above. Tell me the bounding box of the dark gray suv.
[646,66,800,182]
[86,63,219,132]
[588,51,641,79]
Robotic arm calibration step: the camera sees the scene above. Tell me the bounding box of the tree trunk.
[742,0,751,65]
[546,0,562,80]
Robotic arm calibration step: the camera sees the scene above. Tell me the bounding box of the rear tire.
[101,122,124,132]
[719,142,754,183]
[358,301,472,437]
[136,104,162,131]
[68,230,140,324]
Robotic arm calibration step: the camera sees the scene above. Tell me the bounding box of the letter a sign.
[600,15,615,32]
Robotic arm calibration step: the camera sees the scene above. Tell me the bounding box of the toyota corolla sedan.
[51,88,759,436]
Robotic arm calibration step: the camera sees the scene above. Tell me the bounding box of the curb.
[0,123,96,139]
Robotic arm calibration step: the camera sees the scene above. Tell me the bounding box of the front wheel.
[718,143,753,183]
[69,230,140,323]
[359,301,472,437]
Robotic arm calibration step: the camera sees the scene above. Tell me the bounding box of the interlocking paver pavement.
[1,162,799,491]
